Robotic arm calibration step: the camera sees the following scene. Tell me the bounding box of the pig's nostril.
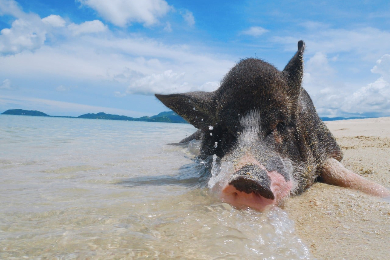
[230,177,275,200]
[229,164,274,199]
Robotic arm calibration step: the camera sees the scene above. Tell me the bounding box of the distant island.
[2,109,188,124]
[1,109,371,123]
[3,109,50,117]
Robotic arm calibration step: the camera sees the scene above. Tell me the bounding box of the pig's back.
[295,88,343,190]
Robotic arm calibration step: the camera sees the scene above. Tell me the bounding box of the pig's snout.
[221,160,293,211]
[228,165,274,199]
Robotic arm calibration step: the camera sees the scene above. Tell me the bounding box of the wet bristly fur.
[155,41,343,195]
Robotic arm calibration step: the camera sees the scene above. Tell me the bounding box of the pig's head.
[156,41,315,211]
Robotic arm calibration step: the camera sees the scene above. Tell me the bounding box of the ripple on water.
[0,116,311,259]
[0,189,311,259]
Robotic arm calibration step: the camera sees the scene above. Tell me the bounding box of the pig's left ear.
[155,92,216,129]
[283,40,305,99]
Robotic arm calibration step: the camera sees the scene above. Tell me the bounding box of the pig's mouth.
[221,164,292,211]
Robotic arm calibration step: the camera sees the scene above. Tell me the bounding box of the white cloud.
[341,54,390,115]
[126,68,221,95]
[164,22,172,32]
[181,10,195,27]
[306,52,334,76]
[128,70,187,94]
[241,26,268,37]
[0,45,108,80]
[200,81,220,92]
[303,52,336,97]
[0,78,11,89]
[273,24,390,117]
[0,2,107,55]
[302,52,346,116]
[77,0,171,27]
[0,15,47,54]
[0,0,58,54]
[342,77,390,115]
[274,27,390,62]
[0,0,230,98]
[0,2,69,54]
[371,54,390,82]
[42,15,66,28]
[68,20,107,36]
[0,0,24,17]
[0,0,227,107]
[303,52,390,117]
[0,34,234,95]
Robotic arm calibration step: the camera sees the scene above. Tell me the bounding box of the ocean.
[0,115,311,259]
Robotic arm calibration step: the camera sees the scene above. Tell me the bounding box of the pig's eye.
[276,122,286,132]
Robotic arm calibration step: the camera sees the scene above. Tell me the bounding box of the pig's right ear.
[155,92,216,129]
[283,40,305,100]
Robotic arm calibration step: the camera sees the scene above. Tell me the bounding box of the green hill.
[2,109,49,117]
[77,111,187,123]
[2,109,188,124]
[150,111,187,123]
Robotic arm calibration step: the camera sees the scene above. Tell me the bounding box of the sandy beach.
[285,117,390,259]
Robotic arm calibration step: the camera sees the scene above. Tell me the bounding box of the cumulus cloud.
[303,52,390,117]
[0,15,47,54]
[0,0,24,17]
[0,0,55,54]
[0,14,107,54]
[0,33,234,95]
[42,15,66,28]
[274,26,390,62]
[0,0,227,106]
[0,1,109,55]
[306,52,334,74]
[341,54,390,116]
[126,69,220,95]
[303,52,335,92]
[68,20,107,36]
[371,54,390,81]
[127,70,187,94]
[181,10,195,27]
[77,0,171,27]
[241,26,268,37]
[276,23,390,117]
[302,52,342,117]
[342,77,390,115]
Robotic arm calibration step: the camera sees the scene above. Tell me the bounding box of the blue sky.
[1,0,390,117]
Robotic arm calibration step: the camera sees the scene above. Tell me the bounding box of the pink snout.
[221,164,293,211]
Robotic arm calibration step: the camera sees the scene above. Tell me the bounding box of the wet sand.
[284,117,390,260]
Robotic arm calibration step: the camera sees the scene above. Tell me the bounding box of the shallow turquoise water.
[0,115,310,259]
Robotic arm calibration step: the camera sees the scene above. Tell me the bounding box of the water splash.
[208,155,233,194]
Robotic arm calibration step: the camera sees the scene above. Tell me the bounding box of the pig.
[155,40,390,211]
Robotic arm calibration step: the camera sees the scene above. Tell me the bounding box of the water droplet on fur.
[209,126,214,130]
[214,142,218,148]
